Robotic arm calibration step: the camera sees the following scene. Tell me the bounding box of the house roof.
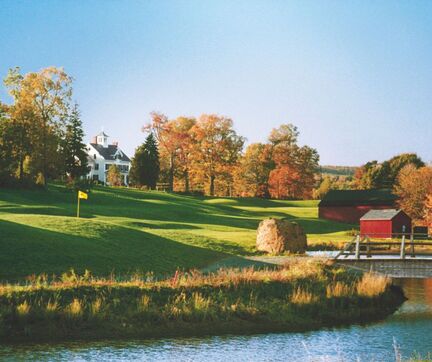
[319,189,397,207]
[90,143,131,162]
[360,209,405,221]
[97,131,109,137]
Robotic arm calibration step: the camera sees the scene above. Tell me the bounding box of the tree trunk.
[19,154,24,182]
[42,117,48,186]
[169,153,174,192]
[210,174,215,196]
[184,169,190,193]
[18,129,24,182]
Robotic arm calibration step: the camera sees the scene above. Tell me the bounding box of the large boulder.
[256,218,307,254]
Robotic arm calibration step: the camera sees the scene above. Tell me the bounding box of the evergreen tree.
[63,104,88,180]
[129,144,146,187]
[130,133,160,189]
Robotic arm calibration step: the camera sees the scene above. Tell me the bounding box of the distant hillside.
[320,165,357,177]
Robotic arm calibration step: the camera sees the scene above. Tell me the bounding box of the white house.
[86,132,131,185]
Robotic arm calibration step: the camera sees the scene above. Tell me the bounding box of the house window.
[95,163,99,171]
[92,175,99,181]
[117,164,129,172]
[105,163,111,170]
[94,154,96,159]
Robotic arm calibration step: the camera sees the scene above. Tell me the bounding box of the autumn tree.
[189,114,244,196]
[394,165,432,223]
[313,176,332,199]
[144,113,174,191]
[268,124,319,199]
[144,113,196,192]
[2,72,34,183]
[107,164,122,186]
[425,194,432,231]
[62,104,88,180]
[235,143,274,197]
[0,104,17,185]
[4,67,72,185]
[170,117,196,192]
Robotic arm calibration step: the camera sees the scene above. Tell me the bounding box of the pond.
[1,278,431,361]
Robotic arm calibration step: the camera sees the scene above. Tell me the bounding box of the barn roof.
[318,189,397,207]
[360,209,404,221]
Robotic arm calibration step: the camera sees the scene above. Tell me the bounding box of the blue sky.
[1,1,431,165]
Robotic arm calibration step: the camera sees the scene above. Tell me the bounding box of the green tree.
[130,133,160,189]
[0,104,17,185]
[355,154,424,190]
[107,165,122,186]
[143,133,160,189]
[62,104,88,180]
[382,153,425,188]
[130,144,147,187]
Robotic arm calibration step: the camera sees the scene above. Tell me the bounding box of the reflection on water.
[1,279,432,361]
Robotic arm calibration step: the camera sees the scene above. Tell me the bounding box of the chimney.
[91,136,97,143]
[112,141,119,147]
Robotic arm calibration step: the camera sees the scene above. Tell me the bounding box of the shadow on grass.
[0,219,228,282]
[0,185,354,237]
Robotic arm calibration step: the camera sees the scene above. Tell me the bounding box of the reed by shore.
[0,259,405,343]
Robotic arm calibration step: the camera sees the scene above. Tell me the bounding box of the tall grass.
[0,260,404,342]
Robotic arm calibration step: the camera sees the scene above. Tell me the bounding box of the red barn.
[318,189,397,224]
[360,209,411,238]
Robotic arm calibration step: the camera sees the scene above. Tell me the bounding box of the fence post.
[366,236,371,258]
[355,234,361,260]
[400,235,406,260]
[410,233,415,258]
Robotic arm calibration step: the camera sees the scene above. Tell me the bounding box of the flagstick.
[77,191,80,218]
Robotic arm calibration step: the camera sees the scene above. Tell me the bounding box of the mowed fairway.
[0,185,354,280]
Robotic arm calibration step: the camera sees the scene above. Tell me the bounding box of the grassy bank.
[0,184,353,280]
[0,260,405,343]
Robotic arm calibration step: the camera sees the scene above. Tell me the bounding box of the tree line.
[0,67,88,188]
[129,113,319,199]
[314,152,432,229]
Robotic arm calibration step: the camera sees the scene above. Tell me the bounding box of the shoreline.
[0,260,406,344]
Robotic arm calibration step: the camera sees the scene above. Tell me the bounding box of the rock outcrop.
[256,218,307,254]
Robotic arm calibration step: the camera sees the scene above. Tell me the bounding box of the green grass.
[0,184,355,280]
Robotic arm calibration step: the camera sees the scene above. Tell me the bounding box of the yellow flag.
[78,191,88,200]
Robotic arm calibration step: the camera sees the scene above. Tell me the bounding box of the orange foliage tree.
[144,113,196,192]
[234,143,274,197]
[189,114,244,196]
[268,124,319,199]
[394,165,432,223]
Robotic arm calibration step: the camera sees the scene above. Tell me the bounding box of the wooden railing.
[335,234,432,260]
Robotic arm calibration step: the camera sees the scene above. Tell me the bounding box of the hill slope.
[0,185,353,280]
[320,165,356,177]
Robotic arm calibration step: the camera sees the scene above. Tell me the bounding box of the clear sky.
[1,1,431,166]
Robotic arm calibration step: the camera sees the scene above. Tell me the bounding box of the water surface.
[1,279,431,361]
